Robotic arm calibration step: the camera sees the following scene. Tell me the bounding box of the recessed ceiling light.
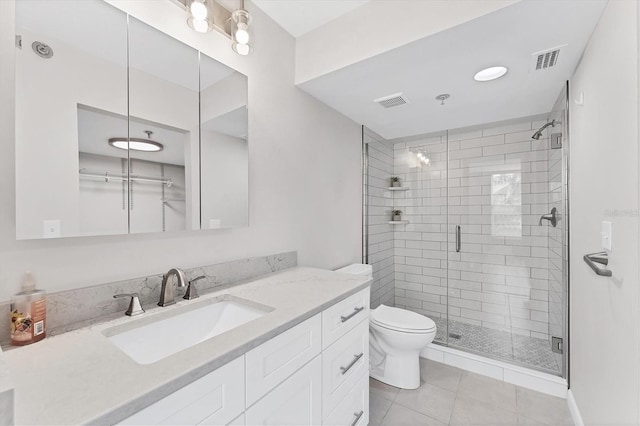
[474,66,508,82]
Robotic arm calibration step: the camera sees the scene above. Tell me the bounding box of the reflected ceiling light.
[108,131,164,152]
[413,149,430,165]
[474,66,508,82]
[186,0,214,33]
[231,1,252,56]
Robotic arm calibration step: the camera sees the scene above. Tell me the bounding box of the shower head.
[531,119,559,140]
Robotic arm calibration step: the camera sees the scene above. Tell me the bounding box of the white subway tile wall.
[392,119,555,340]
[365,128,395,308]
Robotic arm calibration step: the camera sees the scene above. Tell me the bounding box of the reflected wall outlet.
[43,219,61,238]
[601,221,612,251]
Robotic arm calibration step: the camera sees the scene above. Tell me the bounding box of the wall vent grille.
[373,93,409,108]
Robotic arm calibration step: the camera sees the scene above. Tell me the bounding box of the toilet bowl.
[369,304,436,389]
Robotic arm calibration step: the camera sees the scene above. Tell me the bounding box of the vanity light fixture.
[108,131,164,152]
[474,66,508,82]
[231,0,252,56]
[186,0,214,33]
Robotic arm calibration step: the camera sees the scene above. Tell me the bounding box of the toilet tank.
[335,263,373,280]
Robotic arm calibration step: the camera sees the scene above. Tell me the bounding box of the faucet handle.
[184,276,205,300]
[114,293,145,316]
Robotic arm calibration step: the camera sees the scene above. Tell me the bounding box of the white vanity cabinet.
[117,288,370,426]
[118,356,245,426]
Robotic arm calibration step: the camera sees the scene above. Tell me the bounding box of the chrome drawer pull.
[340,353,364,375]
[340,306,364,323]
[350,410,364,426]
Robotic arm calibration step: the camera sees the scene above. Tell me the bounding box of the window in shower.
[490,171,522,237]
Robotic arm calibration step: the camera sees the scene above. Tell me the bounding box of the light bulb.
[417,153,424,159]
[424,157,430,164]
[189,17,210,33]
[233,42,251,56]
[235,23,250,44]
[190,1,208,20]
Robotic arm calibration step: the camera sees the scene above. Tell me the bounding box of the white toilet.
[369,304,437,389]
[334,264,437,390]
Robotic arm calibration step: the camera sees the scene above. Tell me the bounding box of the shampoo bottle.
[10,272,46,346]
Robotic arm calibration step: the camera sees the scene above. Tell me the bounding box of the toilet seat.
[370,305,436,333]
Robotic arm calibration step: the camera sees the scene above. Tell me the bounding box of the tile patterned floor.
[431,318,561,374]
[369,358,573,426]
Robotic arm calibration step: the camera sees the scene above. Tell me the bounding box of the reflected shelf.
[388,220,410,225]
[388,187,410,191]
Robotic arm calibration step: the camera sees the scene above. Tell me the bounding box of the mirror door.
[16,0,128,238]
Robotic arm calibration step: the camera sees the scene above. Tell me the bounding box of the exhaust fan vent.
[374,93,409,109]
[531,45,566,71]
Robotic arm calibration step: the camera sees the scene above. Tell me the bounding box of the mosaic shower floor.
[431,317,562,374]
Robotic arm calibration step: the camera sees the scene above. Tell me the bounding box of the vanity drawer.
[245,314,322,407]
[321,319,369,419]
[323,372,369,426]
[245,355,322,426]
[118,356,244,426]
[322,288,369,349]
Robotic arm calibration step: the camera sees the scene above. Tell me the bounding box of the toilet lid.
[370,305,436,332]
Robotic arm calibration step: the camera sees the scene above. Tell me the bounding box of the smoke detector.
[373,93,410,109]
[531,45,566,71]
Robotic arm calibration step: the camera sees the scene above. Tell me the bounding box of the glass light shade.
[186,0,214,33]
[232,42,252,56]
[474,66,508,82]
[231,9,252,55]
[190,1,208,20]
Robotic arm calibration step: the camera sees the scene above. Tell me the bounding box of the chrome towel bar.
[583,251,612,277]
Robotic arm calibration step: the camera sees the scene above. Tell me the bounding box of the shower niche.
[14,0,248,239]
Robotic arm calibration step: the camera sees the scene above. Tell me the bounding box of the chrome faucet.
[158,268,187,307]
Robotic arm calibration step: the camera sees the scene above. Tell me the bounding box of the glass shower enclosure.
[364,86,569,377]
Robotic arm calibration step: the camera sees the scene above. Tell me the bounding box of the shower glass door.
[446,118,563,375]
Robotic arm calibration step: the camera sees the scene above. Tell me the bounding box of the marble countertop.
[2,267,371,425]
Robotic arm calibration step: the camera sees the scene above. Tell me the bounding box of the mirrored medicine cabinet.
[15,0,248,240]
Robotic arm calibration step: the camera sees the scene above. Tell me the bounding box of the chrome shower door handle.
[456,225,461,253]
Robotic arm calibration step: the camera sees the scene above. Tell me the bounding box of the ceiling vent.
[531,45,566,71]
[373,93,409,109]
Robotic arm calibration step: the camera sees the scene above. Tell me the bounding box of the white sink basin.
[103,296,273,364]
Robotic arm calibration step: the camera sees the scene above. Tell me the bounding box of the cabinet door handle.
[341,306,364,323]
[456,225,461,253]
[340,353,364,375]
[350,410,364,426]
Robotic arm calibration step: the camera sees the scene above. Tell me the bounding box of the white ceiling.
[252,0,370,37]
[298,0,607,139]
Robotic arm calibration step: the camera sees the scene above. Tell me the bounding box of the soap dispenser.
[10,272,46,346]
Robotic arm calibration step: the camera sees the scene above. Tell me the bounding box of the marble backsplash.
[0,251,297,345]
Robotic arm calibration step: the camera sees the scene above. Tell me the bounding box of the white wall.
[0,0,362,301]
[569,0,639,423]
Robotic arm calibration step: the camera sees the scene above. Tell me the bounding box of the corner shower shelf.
[388,187,409,191]
[388,220,410,225]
